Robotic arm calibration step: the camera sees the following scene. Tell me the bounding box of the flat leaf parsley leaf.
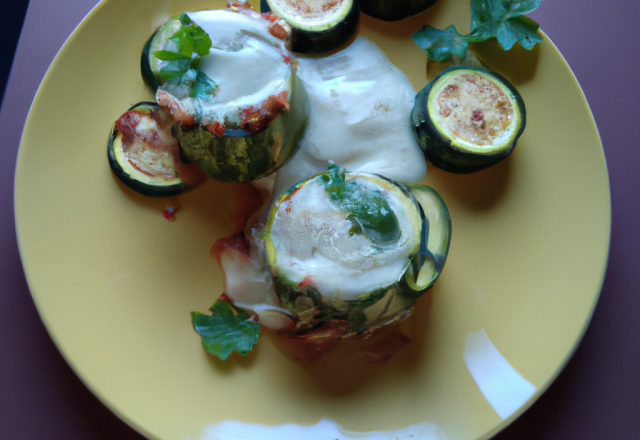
[190,70,218,99]
[153,13,213,81]
[191,296,260,361]
[164,69,219,99]
[413,0,543,62]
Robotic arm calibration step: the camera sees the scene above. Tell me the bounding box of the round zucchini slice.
[412,66,526,173]
[107,102,206,197]
[263,0,359,53]
[264,166,450,337]
[359,0,438,21]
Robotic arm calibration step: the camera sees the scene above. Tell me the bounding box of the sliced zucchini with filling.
[262,0,359,53]
[359,0,438,22]
[107,102,206,197]
[412,66,526,173]
[264,165,451,337]
[142,10,308,183]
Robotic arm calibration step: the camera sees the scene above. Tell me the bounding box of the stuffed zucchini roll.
[412,66,526,173]
[143,9,308,183]
[264,165,450,337]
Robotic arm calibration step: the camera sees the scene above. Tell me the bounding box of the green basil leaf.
[415,0,542,61]
[190,26,212,56]
[153,50,188,61]
[179,13,191,26]
[412,25,470,62]
[157,59,190,80]
[321,165,401,247]
[470,0,500,36]
[191,298,260,361]
[190,57,201,70]
[189,70,218,99]
[496,15,543,50]
[169,28,194,59]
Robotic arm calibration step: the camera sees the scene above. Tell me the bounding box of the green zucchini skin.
[359,0,438,21]
[263,0,359,54]
[140,33,162,93]
[398,185,451,296]
[177,75,309,183]
[412,66,526,174]
[272,273,416,337]
[108,102,195,198]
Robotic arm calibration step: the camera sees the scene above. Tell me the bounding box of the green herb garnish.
[189,70,217,99]
[153,13,212,78]
[163,68,218,99]
[153,14,218,100]
[321,164,401,247]
[191,296,260,361]
[412,0,543,62]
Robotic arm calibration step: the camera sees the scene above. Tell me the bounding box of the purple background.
[1,1,638,438]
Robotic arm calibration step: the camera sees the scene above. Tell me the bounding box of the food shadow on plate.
[471,38,541,85]
[427,157,512,212]
[263,290,436,397]
[423,37,541,86]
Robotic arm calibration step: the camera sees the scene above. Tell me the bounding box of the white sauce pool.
[272,36,426,198]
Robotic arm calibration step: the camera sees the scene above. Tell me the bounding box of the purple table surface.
[1,1,638,439]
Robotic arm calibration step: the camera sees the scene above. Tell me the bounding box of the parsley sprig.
[153,14,218,100]
[191,296,260,361]
[153,14,212,79]
[413,0,543,62]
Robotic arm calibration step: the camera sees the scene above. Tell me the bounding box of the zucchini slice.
[263,0,359,53]
[264,166,449,336]
[107,102,205,197]
[359,0,438,22]
[412,66,526,173]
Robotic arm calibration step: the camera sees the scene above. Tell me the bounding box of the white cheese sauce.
[272,36,426,198]
[159,10,292,126]
[269,176,419,300]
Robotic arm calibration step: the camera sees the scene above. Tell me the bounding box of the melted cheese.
[114,111,181,185]
[268,174,421,300]
[155,10,291,127]
[272,37,426,199]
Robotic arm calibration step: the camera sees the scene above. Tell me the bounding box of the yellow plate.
[14,1,610,439]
